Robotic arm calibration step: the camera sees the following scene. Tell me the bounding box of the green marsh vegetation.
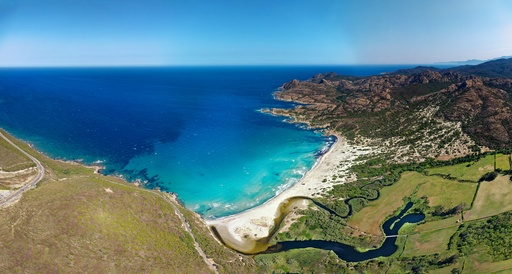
[265,152,512,273]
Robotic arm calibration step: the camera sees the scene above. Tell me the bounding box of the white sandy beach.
[206,135,373,253]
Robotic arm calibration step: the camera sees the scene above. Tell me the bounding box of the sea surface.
[0,65,419,218]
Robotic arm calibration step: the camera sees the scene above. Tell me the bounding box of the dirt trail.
[161,193,219,274]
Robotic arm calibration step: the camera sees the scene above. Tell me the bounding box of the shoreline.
[206,133,373,253]
[1,127,371,254]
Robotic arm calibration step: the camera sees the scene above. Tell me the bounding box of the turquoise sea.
[0,65,417,218]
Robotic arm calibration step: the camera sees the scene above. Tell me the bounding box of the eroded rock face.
[439,79,512,147]
[272,70,512,149]
[276,71,468,115]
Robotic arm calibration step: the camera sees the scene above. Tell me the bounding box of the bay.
[0,65,417,217]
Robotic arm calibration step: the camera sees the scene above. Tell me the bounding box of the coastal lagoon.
[0,65,415,218]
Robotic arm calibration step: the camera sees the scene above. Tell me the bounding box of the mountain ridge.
[266,57,512,163]
[394,57,512,78]
[434,55,512,66]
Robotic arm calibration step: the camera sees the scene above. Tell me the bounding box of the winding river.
[266,202,425,262]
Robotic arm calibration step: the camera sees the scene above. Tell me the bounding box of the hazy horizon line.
[0,63,459,69]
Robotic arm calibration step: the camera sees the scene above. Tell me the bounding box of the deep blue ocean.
[0,65,418,218]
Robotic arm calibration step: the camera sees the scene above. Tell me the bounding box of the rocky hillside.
[266,59,512,162]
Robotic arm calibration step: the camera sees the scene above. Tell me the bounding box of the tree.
[479,171,498,182]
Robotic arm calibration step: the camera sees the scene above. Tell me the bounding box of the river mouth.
[265,202,425,262]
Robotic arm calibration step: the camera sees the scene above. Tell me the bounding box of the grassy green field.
[401,216,464,271]
[269,153,512,273]
[0,174,213,273]
[349,171,476,235]
[402,226,459,257]
[465,175,512,220]
[255,249,337,274]
[426,154,510,182]
[414,215,461,233]
[348,172,423,235]
[463,252,512,273]
[416,178,476,209]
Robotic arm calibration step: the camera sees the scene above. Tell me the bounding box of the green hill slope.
[0,130,259,273]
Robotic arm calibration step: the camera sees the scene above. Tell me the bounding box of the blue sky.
[0,0,511,66]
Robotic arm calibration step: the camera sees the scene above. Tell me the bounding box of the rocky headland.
[264,58,512,163]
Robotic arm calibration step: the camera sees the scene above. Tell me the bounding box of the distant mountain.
[449,57,512,78]
[435,56,512,66]
[436,59,486,66]
[394,57,512,79]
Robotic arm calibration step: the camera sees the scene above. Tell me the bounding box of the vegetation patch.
[425,153,509,182]
[413,215,462,233]
[348,171,475,235]
[463,256,512,274]
[255,249,339,274]
[403,226,459,257]
[0,176,211,273]
[271,203,384,250]
[415,176,476,210]
[391,82,453,102]
[464,175,512,220]
[177,200,261,273]
[268,153,505,272]
[479,171,499,182]
[453,212,512,263]
[348,172,422,235]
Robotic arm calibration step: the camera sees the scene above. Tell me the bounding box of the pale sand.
[206,135,373,253]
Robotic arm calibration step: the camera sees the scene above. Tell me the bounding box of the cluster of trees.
[479,171,498,182]
[454,211,512,261]
[431,203,466,217]
[271,204,382,250]
[342,254,460,274]
[396,254,460,274]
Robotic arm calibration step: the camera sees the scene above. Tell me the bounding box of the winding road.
[0,131,44,207]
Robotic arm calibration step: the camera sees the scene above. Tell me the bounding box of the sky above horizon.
[0,0,511,67]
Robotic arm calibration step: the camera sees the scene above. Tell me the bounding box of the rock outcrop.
[269,60,512,161]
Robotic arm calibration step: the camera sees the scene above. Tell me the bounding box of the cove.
[265,202,425,262]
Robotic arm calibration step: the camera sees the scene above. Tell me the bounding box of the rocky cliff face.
[437,79,512,147]
[268,66,512,161]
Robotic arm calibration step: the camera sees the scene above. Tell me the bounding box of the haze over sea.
[0,65,418,218]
